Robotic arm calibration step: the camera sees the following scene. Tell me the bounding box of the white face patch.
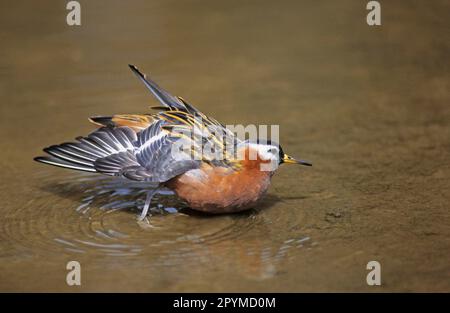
[245,143,280,161]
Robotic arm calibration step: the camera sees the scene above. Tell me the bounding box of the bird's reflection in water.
[39,172,312,280]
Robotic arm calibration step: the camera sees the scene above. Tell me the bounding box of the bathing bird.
[34,65,311,219]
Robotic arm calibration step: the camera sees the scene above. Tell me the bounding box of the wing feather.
[35,65,241,182]
[128,64,189,112]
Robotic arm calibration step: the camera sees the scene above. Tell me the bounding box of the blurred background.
[0,0,449,291]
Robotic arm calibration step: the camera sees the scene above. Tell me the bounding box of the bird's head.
[238,140,312,172]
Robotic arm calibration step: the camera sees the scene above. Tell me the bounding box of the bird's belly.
[165,166,272,213]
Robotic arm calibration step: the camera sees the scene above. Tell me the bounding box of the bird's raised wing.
[35,65,241,180]
[128,64,242,167]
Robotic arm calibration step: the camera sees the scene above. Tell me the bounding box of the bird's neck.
[238,146,272,171]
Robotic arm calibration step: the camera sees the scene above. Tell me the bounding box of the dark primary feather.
[128,64,191,112]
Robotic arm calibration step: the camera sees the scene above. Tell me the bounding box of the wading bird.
[34,65,311,219]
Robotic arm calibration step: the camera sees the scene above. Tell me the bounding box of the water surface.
[0,0,449,291]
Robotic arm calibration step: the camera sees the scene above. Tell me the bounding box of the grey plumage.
[35,122,199,183]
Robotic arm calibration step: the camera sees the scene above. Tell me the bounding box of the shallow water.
[0,1,449,291]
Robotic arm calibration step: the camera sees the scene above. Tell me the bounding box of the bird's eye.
[267,148,275,154]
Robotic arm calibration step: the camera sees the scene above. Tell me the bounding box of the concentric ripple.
[1,170,315,279]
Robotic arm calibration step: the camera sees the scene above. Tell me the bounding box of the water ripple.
[0,170,314,279]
